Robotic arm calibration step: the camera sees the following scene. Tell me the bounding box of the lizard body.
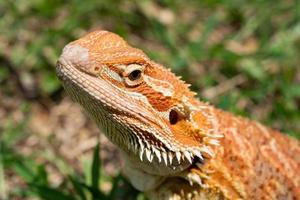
[56,30,300,200]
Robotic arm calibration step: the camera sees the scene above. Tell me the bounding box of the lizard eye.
[128,69,142,81]
[124,64,144,87]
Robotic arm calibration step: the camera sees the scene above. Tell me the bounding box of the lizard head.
[56,30,221,167]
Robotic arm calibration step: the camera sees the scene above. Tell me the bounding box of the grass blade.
[31,185,74,200]
[69,175,87,200]
[80,182,106,200]
[0,142,7,200]
[91,142,100,189]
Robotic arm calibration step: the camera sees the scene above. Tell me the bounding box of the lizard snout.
[57,43,101,77]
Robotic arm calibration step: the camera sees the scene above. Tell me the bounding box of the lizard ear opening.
[169,109,179,125]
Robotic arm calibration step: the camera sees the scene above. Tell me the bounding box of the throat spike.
[168,152,173,165]
[175,151,181,164]
[153,148,162,163]
[145,148,152,162]
[184,151,193,164]
[192,150,204,161]
[162,152,168,166]
[139,147,144,161]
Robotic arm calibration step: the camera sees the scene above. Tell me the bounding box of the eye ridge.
[128,69,142,81]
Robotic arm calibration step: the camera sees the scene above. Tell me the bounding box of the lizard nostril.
[169,109,179,125]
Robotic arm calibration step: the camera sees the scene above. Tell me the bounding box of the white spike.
[187,174,194,186]
[200,147,214,157]
[197,131,208,137]
[184,151,193,164]
[168,152,173,165]
[153,148,161,163]
[139,140,144,149]
[208,139,220,146]
[193,150,204,161]
[175,151,181,163]
[149,153,154,162]
[145,141,150,149]
[208,134,224,139]
[162,152,168,166]
[145,148,152,162]
[139,147,144,161]
[191,174,203,186]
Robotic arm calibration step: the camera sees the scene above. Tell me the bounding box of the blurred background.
[0,0,300,199]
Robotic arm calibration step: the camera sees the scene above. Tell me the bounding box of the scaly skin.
[56,30,300,200]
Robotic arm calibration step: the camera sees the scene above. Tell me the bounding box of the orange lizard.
[56,30,300,200]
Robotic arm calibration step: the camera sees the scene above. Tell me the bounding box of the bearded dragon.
[56,30,300,200]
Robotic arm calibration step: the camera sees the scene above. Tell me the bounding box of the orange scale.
[192,112,212,130]
[169,120,200,147]
[132,83,176,112]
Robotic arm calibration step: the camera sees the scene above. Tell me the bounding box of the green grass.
[0,0,299,199]
[1,140,143,200]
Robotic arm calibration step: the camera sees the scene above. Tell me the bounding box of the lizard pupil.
[169,109,179,125]
[128,70,141,81]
